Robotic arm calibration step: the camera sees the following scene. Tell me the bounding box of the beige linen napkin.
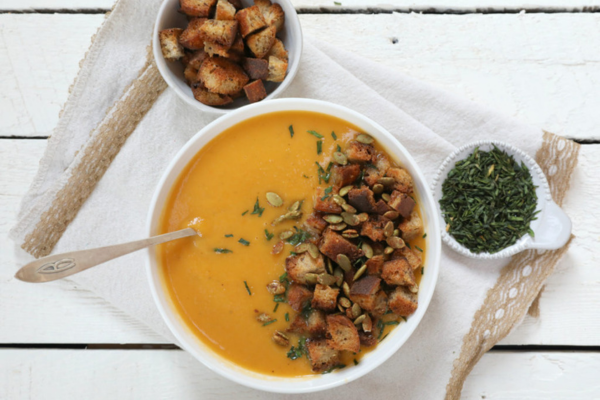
[9,0,578,398]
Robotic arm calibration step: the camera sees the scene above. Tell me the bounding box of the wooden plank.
[2,13,600,140]
[0,349,598,398]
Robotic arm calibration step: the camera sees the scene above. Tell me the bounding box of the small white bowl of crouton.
[153,0,302,113]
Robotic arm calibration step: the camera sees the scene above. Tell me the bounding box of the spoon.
[14,228,197,283]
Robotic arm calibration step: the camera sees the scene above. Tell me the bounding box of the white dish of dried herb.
[431,140,571,259]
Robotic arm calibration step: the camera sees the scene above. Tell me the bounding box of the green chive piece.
[273,303,279,312]
[263,319,277,326]
[415,245,423,252]
[331,131,337,140]
[303,174,310,179]
[421,266,424,275]
[308,130,324,139]
[334,1,341,4]
[336,144,341,152]
[317,140,322,155]
[353,359,359,366]
[239,238,250,246]
[251,197,265,217]
[224,234,233,238]
[423,233,427,238]
[289,125,294,138]
[265,229,274,241]
[385,321,400,326]
[244,281,252,295]
[285,312,289,322]
[214,248,232,254]
[241,210,248,216]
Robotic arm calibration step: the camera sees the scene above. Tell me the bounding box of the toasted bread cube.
[190,82,233,106]
[304,212,328,235]
[235,5,267,37]
[263,2,285,32]
[349,275,381,311]
[375,199,393,215]
[254,0,272,13]
[392,247,422,270]
[285,252,325,285]
[398,210,423,241]
[319,228,364,262]
[386,167,414,194]
[389,287,418,316]
[246,26,276,58]
[307,309,327,336]
[332,164,360,188]
[184,64,199,84]
[287,314,307,333]
[265,38,288,61]
[348,186,377,213]
[267,56,287,82]
[159,28,185,61]
[314,186,343,214]
[204,41,229,57]
[326,315,360,353]
[242,58,269,80]
[346,141,374,163]
[200,20,238,48]
[359,330,377,347]
[360,215,388,242]
[243,80,267,103]
[307,339,340,373]
[199,57,249,95]
[388,191,415,219]
[180,0,217,17]
[228,0,243,8]
[230,33,245,54]
[187,50,208,69]
[215,0,236,20]
[381,257,416,288]
[372,290,388,317]
[366,255,385,276]
[312,284,339,312]
[287,283,313,312]
[178,18,207,50]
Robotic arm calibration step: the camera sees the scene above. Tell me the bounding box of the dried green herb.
[287,338,307,360]
[214,248,232,254]
[239,238,250,246]
[251,198,265,217]
[331,131,337,140]
[321,185,333,201]
[307,130,324,139]
[265,229,274,241]
[322,364,346,374]
[244,281,252,295]
[317,140,323,155]
[315,161,333,184]
[289,125,294,138]
[439,146,539,254]
[287,226,311,246]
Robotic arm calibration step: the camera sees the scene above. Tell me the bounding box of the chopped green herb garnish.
[239,238,250,246]
[405,242,411,249]
[265,229,274,241]
[331,131,337,140]
[289,125,294,138]
[401,316,407,322]
[303,174,310,179]
[290,251,297,256]
[376,319,385,340]
[301,302,313,319]
[287,226,311,246]
[244,281,252,295]
[214,248,233,254]
[307,130,323,139]
[224,234,234,238]
[421,266,424,275]
[380,333,389,342]
[279,272,289,284]
[273,303,279,312]
[263,319,277,326]
[315,161,333,184]
[336,144,341,152]
[320,185,333,201]
[415,245,423,252]
[385,321,400,326]
[251,197,265,217]
[317,140,322,155]
[287,338,307,360]
[273,294,286,303]
[322,364,346,374]
[440,146,539,254]
[353,359,359,366]
[423,233,427,238]
[241,210,249,216]
[285,312,289,322]
[334,1,341,5]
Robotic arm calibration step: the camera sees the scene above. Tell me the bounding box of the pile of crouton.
[159,0,289,106]
[267,133,425,373]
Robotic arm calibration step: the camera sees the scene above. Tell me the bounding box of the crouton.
[398,210,423,241]
[346,141,374,163]
[242,58,269,80]
[215,0,236,20]
[254,0,271,13]
[200,20,238,47]
[388,190,415,218]
[204,41,230,57]
[265,38,288,61]
[314,187,343,214]
[178,18,206,50]
[184,64,199,84]
[319,228,364,262]
[386,167,414,193]
[159,28,185,61]
[246,26,276,58]
[198,57,249,95]
[326,315,360,353]
[286,314,307,333]
[230,33,245,54]
[287,283,313,312]
[359,330,377,347]
[243,80,267,103]
[307,339,340,373]
[187,49,208,69]
[304,212,328,234]
[373,152,391,173]
[262,2,285,32]
[371,290,389,317]
[179,0,217,17]
[285,252,325,285]
[235,5,267,37]
[381,257,416,287]
[348,186,377,213]
[332,164,361,188]
[360,215,388,242]
[389,286,418,316]
[312,284,339,312]
[375,199,394,215]
[266,56,287,82]
[349,275,381,311]
[228,0,243,8]
[366,255,385,276]
[190,82,233,106]
[307,309,327,336]
[392,247,422,270]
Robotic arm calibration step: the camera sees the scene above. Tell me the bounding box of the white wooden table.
[1,1,600,398]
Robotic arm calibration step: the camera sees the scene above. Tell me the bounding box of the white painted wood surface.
[2,13,600,140]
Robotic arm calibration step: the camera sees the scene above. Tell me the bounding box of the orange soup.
[158,111,426,377]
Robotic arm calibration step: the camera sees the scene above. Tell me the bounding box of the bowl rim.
[145,98,441,393]
[152,0,304,115]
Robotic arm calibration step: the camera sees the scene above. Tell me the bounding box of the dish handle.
[528,201,572,250]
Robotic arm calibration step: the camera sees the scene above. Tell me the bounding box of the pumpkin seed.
[384,221,394,237]
[279,230,294,240]
[318,273,337,286]
[266,280,286,295]
[387,236,405,249]
[353,264,367,281]
[338,304,346,313]
[272,210,302,225]
[339,185,353,197]
[329,222,347,231]
[372,183,384,194]
[342,212,360,226]
[356,213,369,223]
[295,243,310,253]
[409,284,419,293]
[266,192,283,207]
[304,273,318,285]
[381,193,391,202]
[333,267,344,286]
[323,214,343,224]
[362,314,373,332]
[272,330,289,346]
[342,203,357,214]
[342,229,359,239]
[307,243,320,259]
[343,282,351,297]
[377,177,395,186]
[384,246,394,255]
[339,297,351,308]
[336,254,352,272]
[353,314,366,325]
[289,200,301,212]
[327,258,333,274]
[257,313,271,323]
[333,152,348,165]
[356,133,374,144]
[351,303,362,319]
[271,240,284,255]
[362,243,373,259]
[393,229,400,236]
[384,210,400,220]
